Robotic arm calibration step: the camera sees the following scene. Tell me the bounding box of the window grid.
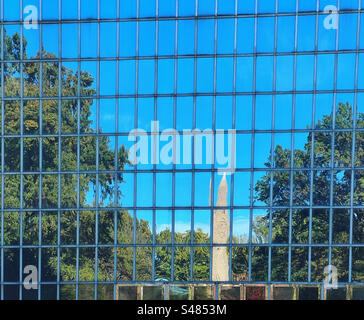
[0,0,362,300]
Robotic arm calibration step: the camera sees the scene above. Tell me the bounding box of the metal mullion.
[348,0,362,283]
[170,0,179,285]
[328,0,341,271]
[75,0,81,300]
[3,87,364,101]
[0,0,4,300]
[1,8,364,25]
[307,0,321,283]
[38,0,44,301]
[209,0,217,284]
[267,0,279,300]
[132,0,140,283]
[288,0,299,285]
[190,0,198,282]
[94,0,101,300]
[113,0,120,301]
[19,0,24,300]
[56,0,62,301]
[228,0,238,284]
[248,0,258,283]
[151,0,159,283]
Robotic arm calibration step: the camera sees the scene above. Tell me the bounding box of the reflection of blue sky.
[7,1,361,237]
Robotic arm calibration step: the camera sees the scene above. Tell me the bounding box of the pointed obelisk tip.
[217,173,228,207]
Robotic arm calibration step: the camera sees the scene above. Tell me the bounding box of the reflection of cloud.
[101,113,115,121]
[194,223,210,235]
[157,224,171,233]
[175,222,191,234]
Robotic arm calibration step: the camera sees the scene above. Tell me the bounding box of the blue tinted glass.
[157,97,174,130]
[361,14,364,49]
[298,0,317,11]
[278,0,296,12]
[255,95,273,129]
[256,56,274,92]
[196,96,213,129]
[118,98,135,132]
[276,56,294,91]
[100,99,116,133]
[62,0,78,19]
[296,55,315,91]
[119,22,136,57]
[238,0,255,14]
[340,0,358,9]
[318,15,337,51]
[158,59,175,94]
[177,59,194,94]
[100,23,117,57]
[4,0,19,20]
[277,16,295,52]
[119,60,136,94]
[295,94,313,129]
[236,136,252,168]
[42,0,59,20]
[216,96,233,129]
[178,0,195,16]
[198,0,216,15]
[257,17,275,52]
[236,57,254,92]
[120,0,137,18]
[137,174,153,206]
[217,58,234,93]
[100,0,117,19]
[258,0,276,13]
[237,18,254,53]
[217,19,235,54]
[236,96,253,130]
[100,62,116,95]
[197,58,214,93]
[23,26,39,58]
[319,0,338,11]
[298,15,316,51]
[139,21,156,56]
[138,98,154,132]
[275,95,292,129]
[218,0,235,15]
[81,0,98,19]
[177,97,193,130]
[339,14,357,50]
[42,24,59,56]
[159,0,176,16]
[62,24,78,58]
[158,21,175,55]
[359,54,364,89]
[81,23,97,58]
[197,19,215,54]
[178,20,195,55]
[317,54,335,90]
[139,0,156,17]
[337,54,356,90]
[138,60,155,94]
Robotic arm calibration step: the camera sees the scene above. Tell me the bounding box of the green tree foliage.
[253,102,364,282]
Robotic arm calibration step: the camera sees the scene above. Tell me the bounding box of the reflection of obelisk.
[211,174,230,281]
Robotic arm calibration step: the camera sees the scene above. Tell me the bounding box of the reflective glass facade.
[0,0,363,300]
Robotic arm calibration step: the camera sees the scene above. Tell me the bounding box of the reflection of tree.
[251,102,364,282]
[2,31,129,299]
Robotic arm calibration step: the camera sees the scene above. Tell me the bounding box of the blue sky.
[5,0,362,242]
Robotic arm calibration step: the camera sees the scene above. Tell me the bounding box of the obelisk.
[211,173,230,281]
